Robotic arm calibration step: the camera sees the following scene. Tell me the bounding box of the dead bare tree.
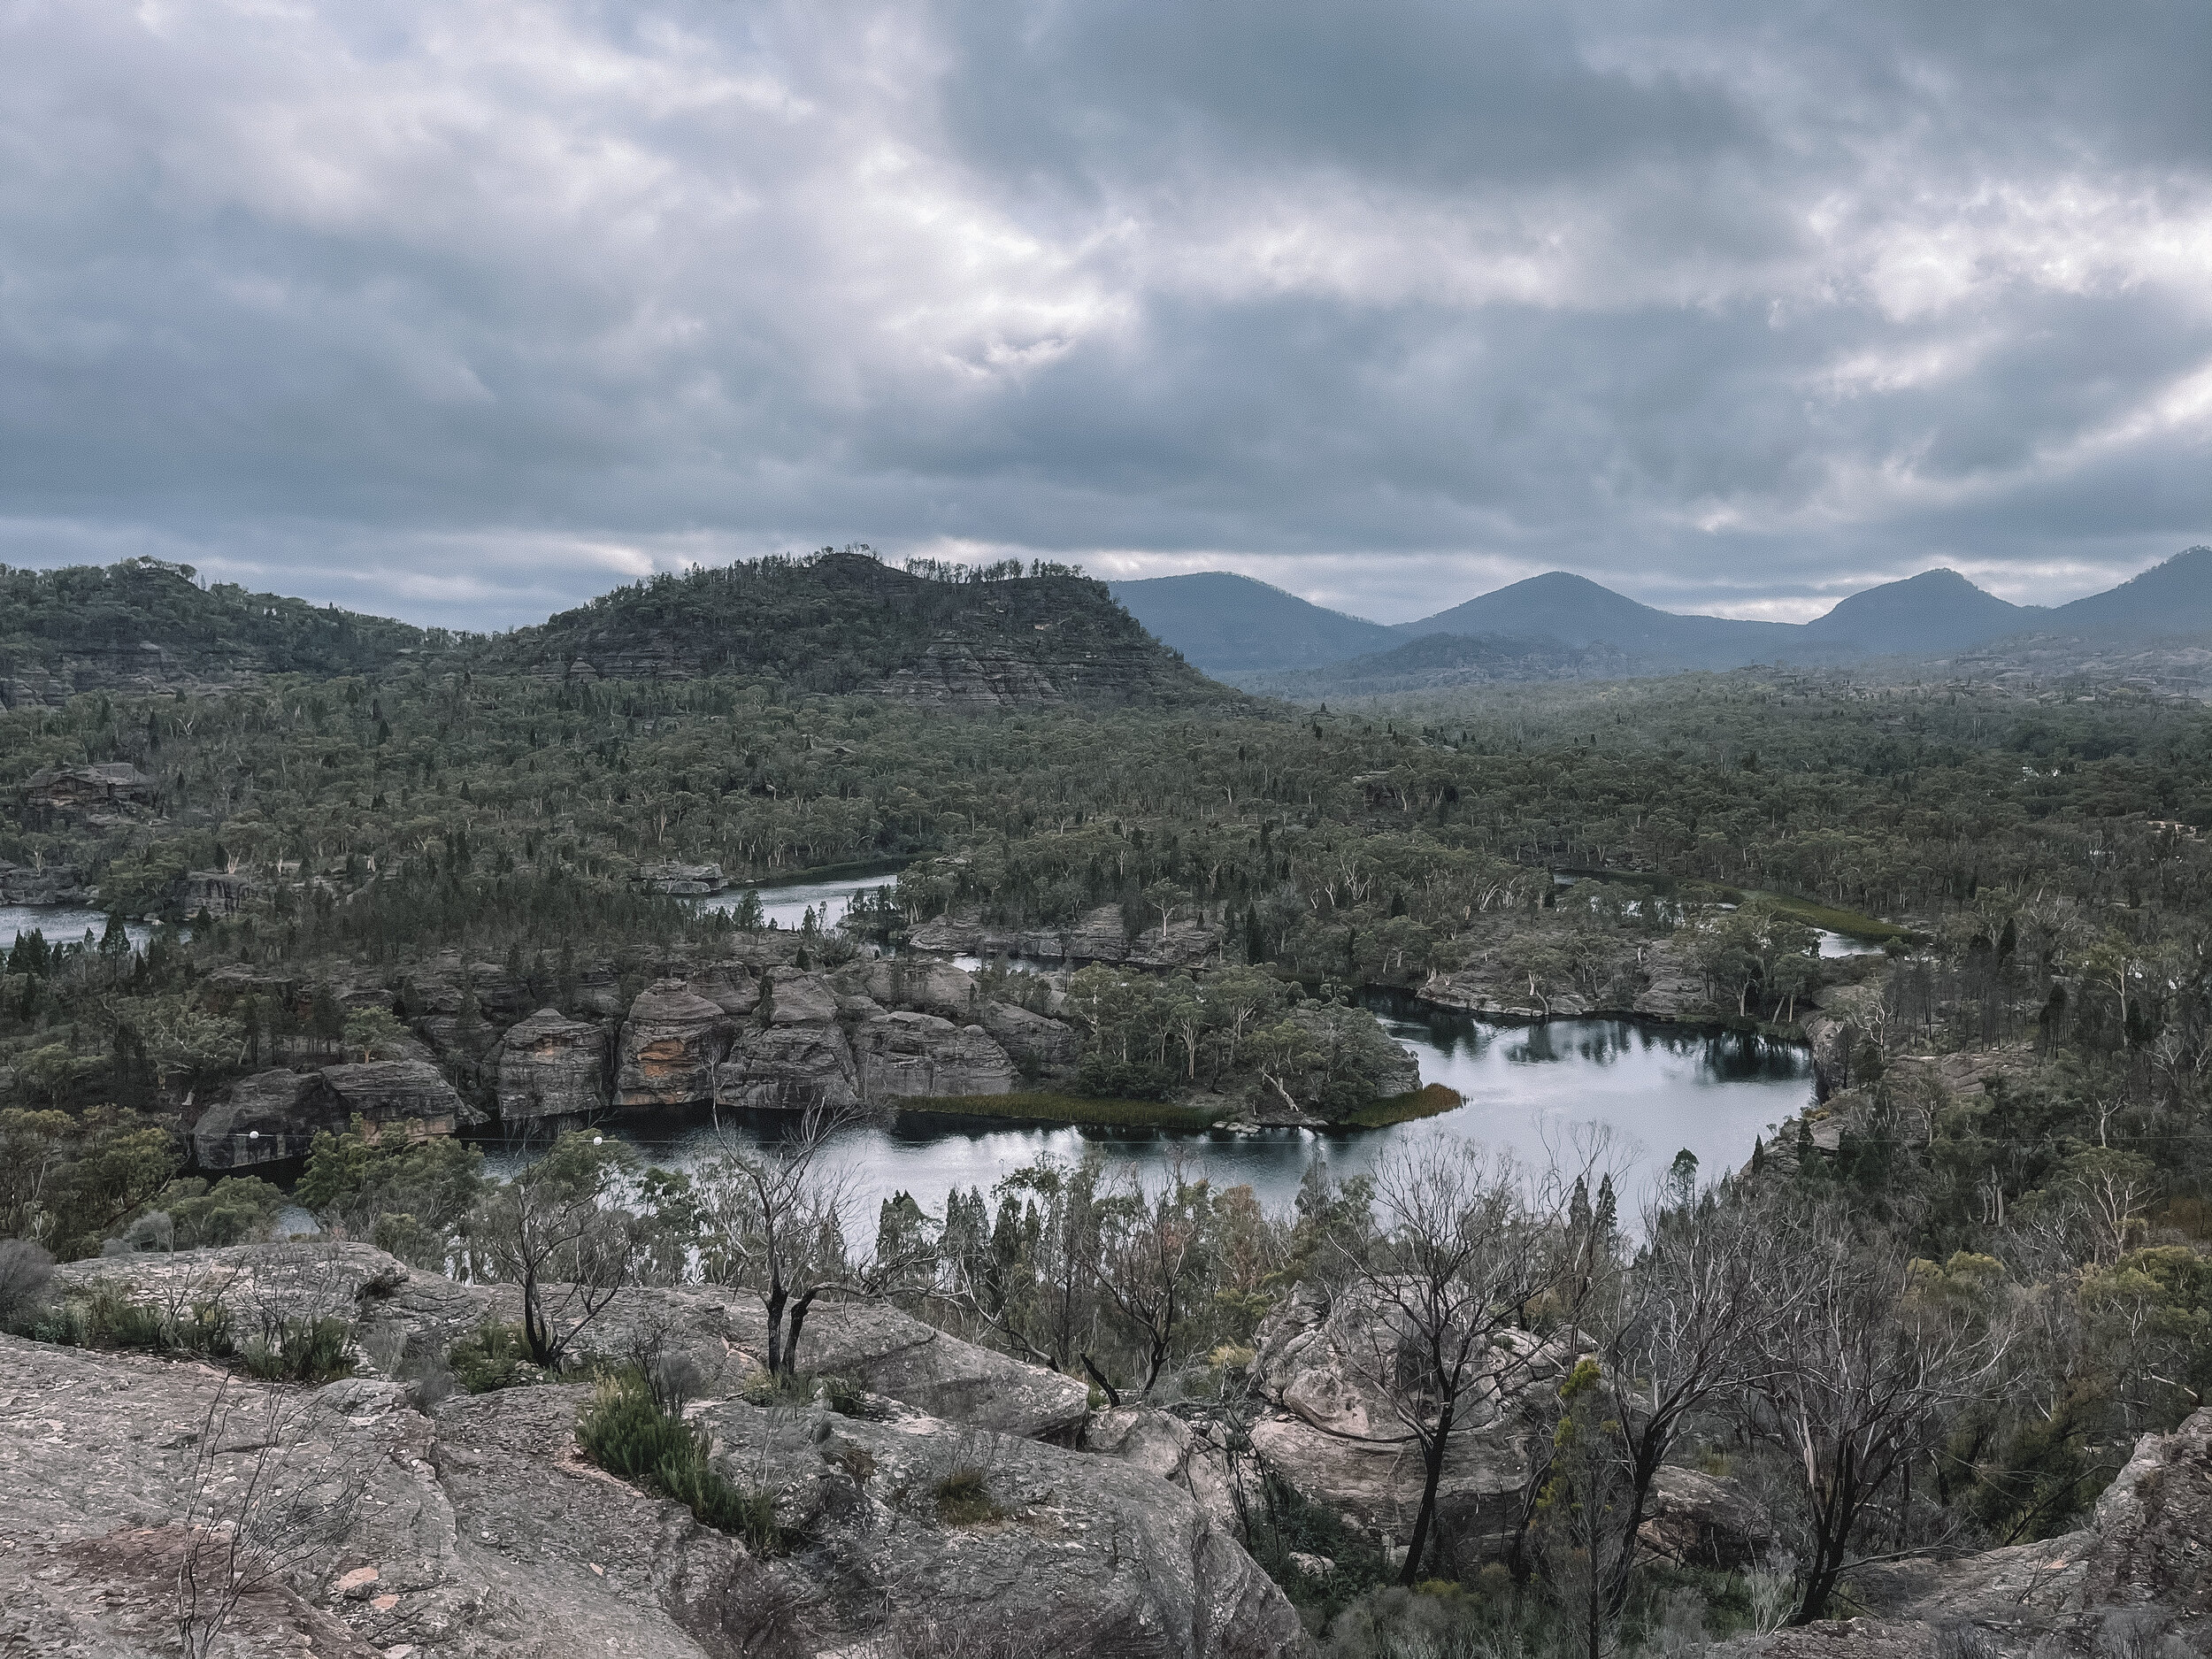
[693,1102,932,1379]
[1590,1180,1796,1616]
[173,1374,372,1658]
[1339,1141,1591,1586]
[1087,1156,1210,1401]
[468,1130,642,1369]
[1750,1212,2007,1624]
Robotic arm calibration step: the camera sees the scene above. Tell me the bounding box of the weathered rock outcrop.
[979,996,1081,1071]
[714,1023,859,1111]
[10,1246,1288,1658]
[906,903,1225,970]
[1418,919,1709,1023]
[20,761,153,819]
[854,1010,1020,1100]
[51,1243,1094,1441]
[0,860,91,905]
[1722,1408,2212,1658]
[759,964,841,1026]
[841,956,986,1020]
[495,1007,609,1122]
[614,978,731,1108]
[1082,1406,1248,1532]
[640,860,726,895]
[0,1325,1295,1659]
[193,1061,473,1169]
[178,867,258,915]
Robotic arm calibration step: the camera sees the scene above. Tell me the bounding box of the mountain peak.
[2050,546,2212,636]
[1799,568,2027,656]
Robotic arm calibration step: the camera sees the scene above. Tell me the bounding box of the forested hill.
[474,549,1231,709]
[0,558,443,706]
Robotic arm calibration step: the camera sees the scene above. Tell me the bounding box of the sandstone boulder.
[760,965,841,1025]
[1081,1405,1248,1531]
[980,996,1081,1071]
[683,964,760,1018]
[495,1008,608,1122]
[1248,1279,1566,1560]
[714,1023,859,1111]
[841,956,984,1020]
[615,978,730,1108]
[703,1390,1303,1657]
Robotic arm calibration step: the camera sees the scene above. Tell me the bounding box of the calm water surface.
[484,1004,1810,1221]
[0,904,154,950]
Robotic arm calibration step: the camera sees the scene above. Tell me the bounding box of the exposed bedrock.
[494,1007,609,1123]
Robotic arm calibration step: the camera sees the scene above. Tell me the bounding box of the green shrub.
[36,1281,233,1358]
[578,1371,786,1553]
[238,1317,355,1384]
[448,1318,542,1393]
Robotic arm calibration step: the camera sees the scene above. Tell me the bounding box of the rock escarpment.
[9,1244,1292,1657]
[495,1008,609,1121]
[1417,917,1709,1023]
[614,978,731,1108]
[907,902,1226,970]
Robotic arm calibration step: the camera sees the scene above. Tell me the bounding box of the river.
[0,905,155,951]
[490,870,1817,1218]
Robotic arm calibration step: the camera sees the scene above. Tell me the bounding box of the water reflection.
[0,905,154,950]
[482,1008,1811,1223]
[692,877,897,933]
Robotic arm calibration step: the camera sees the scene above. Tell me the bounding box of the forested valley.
[2,554,2210,1657]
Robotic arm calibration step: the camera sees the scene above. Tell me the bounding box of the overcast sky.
[2,1,2207,629]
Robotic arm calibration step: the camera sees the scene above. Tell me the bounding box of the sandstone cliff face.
[614,978,732,1109]
[853,1010,1020,1100]
[0,859,91,905]
[5,1244,1295,1657]
[194,1060,474,1169]
[1417,920,1709,1023]
[495,1008,609,1122]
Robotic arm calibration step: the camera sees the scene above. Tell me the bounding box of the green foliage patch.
[578,1371,786,1553]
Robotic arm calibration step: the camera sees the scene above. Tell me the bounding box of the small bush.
[741,1368,816,1409]
[0,1239,55,1329]
[932,1465,1002,1526]
[238,1317,355,1384]
[448,1318,542,1393]
[35,1281,234,1358]
[579,1371,786,1554]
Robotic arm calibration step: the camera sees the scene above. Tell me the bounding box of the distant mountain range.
[1109,572,1399,672]
[1114,549,2212,685]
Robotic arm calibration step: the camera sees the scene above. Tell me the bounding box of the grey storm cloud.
[0,0,2206,627]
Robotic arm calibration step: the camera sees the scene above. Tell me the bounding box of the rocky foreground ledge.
[4,1243,2209,1657]
[2,1243,1300,1658]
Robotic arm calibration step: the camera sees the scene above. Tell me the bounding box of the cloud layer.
[1,0,2206,626]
